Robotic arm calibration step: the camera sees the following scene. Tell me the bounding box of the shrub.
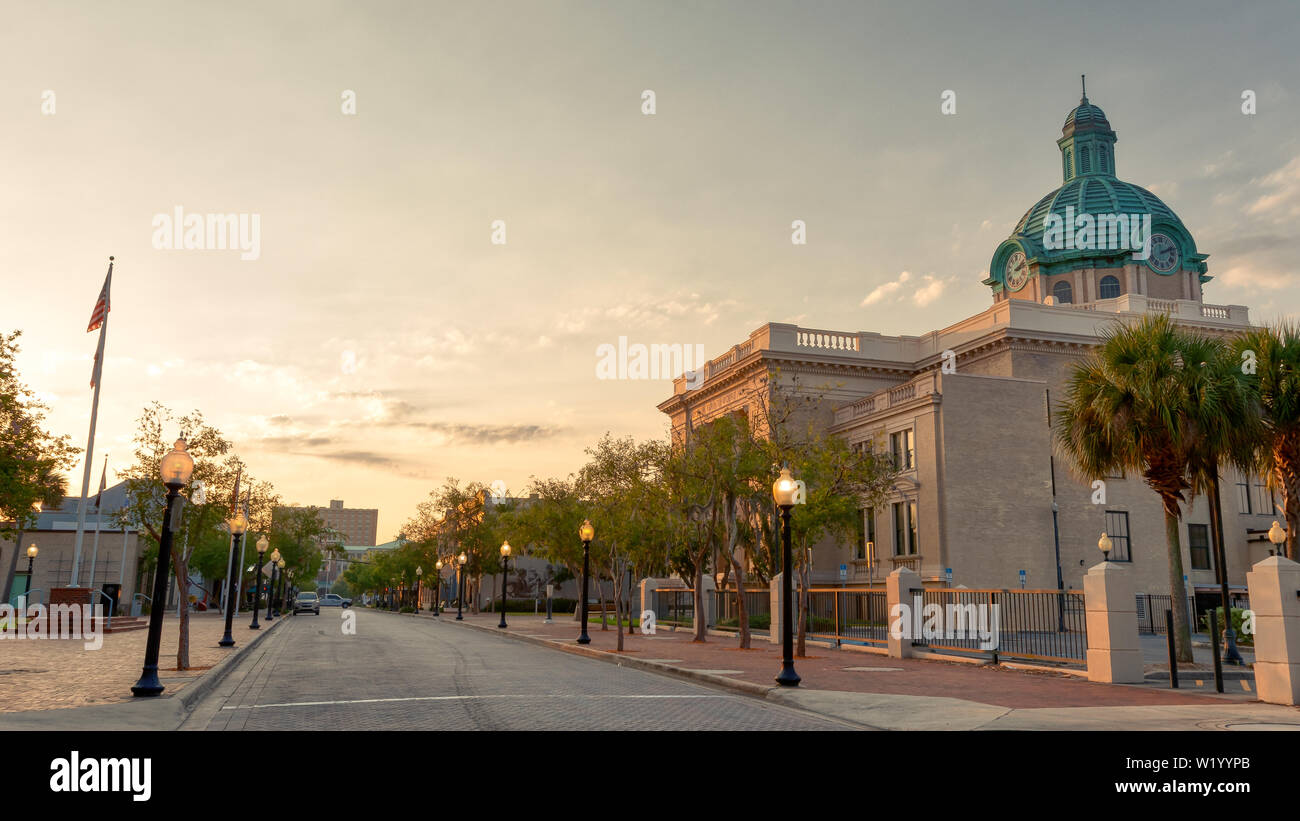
[1201,606,1254,646]
[399,606,416,613]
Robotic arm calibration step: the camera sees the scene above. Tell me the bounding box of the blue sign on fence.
[1019,569,1027,589]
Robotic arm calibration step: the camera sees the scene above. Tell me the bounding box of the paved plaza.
[0,611,268,712]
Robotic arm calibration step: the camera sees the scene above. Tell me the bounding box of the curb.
[175,615,287,710]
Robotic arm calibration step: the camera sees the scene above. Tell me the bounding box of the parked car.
[320,593,352,608]
[293,592,320,615]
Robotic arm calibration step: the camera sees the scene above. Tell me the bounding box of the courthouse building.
[658,89,1279,605]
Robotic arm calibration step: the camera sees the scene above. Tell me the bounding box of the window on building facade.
[892,501,918,556]
[1098,275,1121,299]
[1237,480,1252,513]
[907,501,918,555]
[1188,524,1212,571]
[855,507,876,561]
[1255,481,1275,516]
[890,429,915,471]
[1105,510,1132,562]
[1052,280,1072,304]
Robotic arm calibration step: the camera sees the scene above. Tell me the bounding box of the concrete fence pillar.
[1246,556,1300,705]
[639,577,684,625]
[1083,561,1143,683]
[886,567,921,659]
[700,574,716,630]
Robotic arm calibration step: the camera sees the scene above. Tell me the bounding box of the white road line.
[222,693,732,710]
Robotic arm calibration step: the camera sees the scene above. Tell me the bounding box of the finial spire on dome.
[1080,74,1088,104]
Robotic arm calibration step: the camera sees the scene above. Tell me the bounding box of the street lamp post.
[219,512,249,647]
[578,520,594,645]
[433,559,443,616]
[265,549,281,621]
[131,439,195,697]
[1098,532,1112,560]
[275,558,287,616]
[499,542,511,629]
[773,466,800,687]
[416,566,424,611]
[24,543,38,588]
[456,553,467,620]
[250,536,267,629]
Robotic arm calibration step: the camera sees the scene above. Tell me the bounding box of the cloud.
[861,271,953,308]
[1246,156,1300,222]
[862,271,910,306]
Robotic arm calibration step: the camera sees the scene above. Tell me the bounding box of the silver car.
[293,592,320,615]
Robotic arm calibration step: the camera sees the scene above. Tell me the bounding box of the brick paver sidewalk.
[0,611,266,712]
[446,612,1223,709]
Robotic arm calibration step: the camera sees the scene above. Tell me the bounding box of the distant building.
[1,480,146,614]
[278,499,378,547]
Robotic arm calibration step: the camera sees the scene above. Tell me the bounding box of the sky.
[3,0,1298,541]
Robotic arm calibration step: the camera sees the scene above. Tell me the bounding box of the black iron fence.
[804,588,889,646]
[713,589,771,626]
[652,588,694,625]
[1137,592,1250,635]
[910,588,1088,663]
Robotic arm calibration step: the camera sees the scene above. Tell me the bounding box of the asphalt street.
[182,608,852,730]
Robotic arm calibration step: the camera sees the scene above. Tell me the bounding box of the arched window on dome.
[1080,147,1092,174]
[1098,275,1121,300]
[1052,280,1073,305]
[1099,146,1109,174]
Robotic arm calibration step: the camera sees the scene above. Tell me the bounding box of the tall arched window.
[1098,275,1121,299]
[1052,280,1073,304]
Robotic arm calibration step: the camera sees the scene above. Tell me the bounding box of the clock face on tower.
[1004,251,1029,292]
[1146,233,1180,274]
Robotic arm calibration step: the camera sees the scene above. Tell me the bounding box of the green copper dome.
[986,79,1208,293]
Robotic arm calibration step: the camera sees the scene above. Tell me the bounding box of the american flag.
[87,263,112,332]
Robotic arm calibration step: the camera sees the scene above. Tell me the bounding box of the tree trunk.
[173,557,190,671]
[1276,454,1300,561]
[796,554,809,658]
[611,562,624,651]
[1163,510,1194,663]
[598,581,608,630]
[2,526,24,604]
[692,564,706,642]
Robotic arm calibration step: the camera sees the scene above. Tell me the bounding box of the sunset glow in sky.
[4,0,1298,540]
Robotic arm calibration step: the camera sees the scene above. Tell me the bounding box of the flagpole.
[87,455,108,590]
[235,491,250,614]
[71,257,113,588]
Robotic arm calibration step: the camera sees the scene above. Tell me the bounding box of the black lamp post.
[265,549,281,621]
[24,543,38,584]
[773,466,800,687]
[455,553,467,620]
[219,511,249,647]
[498,542,511,629]
[249,536,267,629]
[275,559,286,616]
[433,559,444,616]
[131,438,195,697]
[578,520,594,644]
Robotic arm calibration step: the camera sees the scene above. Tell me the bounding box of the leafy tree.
[1,331,77,601]
[1232,323,1300,559]
[114,402,278,669]
[1055,314,1208,662]
[577,434,668,650]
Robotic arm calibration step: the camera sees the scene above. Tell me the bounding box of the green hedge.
[1201,606,1254,646]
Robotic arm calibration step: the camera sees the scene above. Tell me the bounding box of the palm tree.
[1055,313,1204,662]
[1182,333,1259,663]
[1231,323,1300,560]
